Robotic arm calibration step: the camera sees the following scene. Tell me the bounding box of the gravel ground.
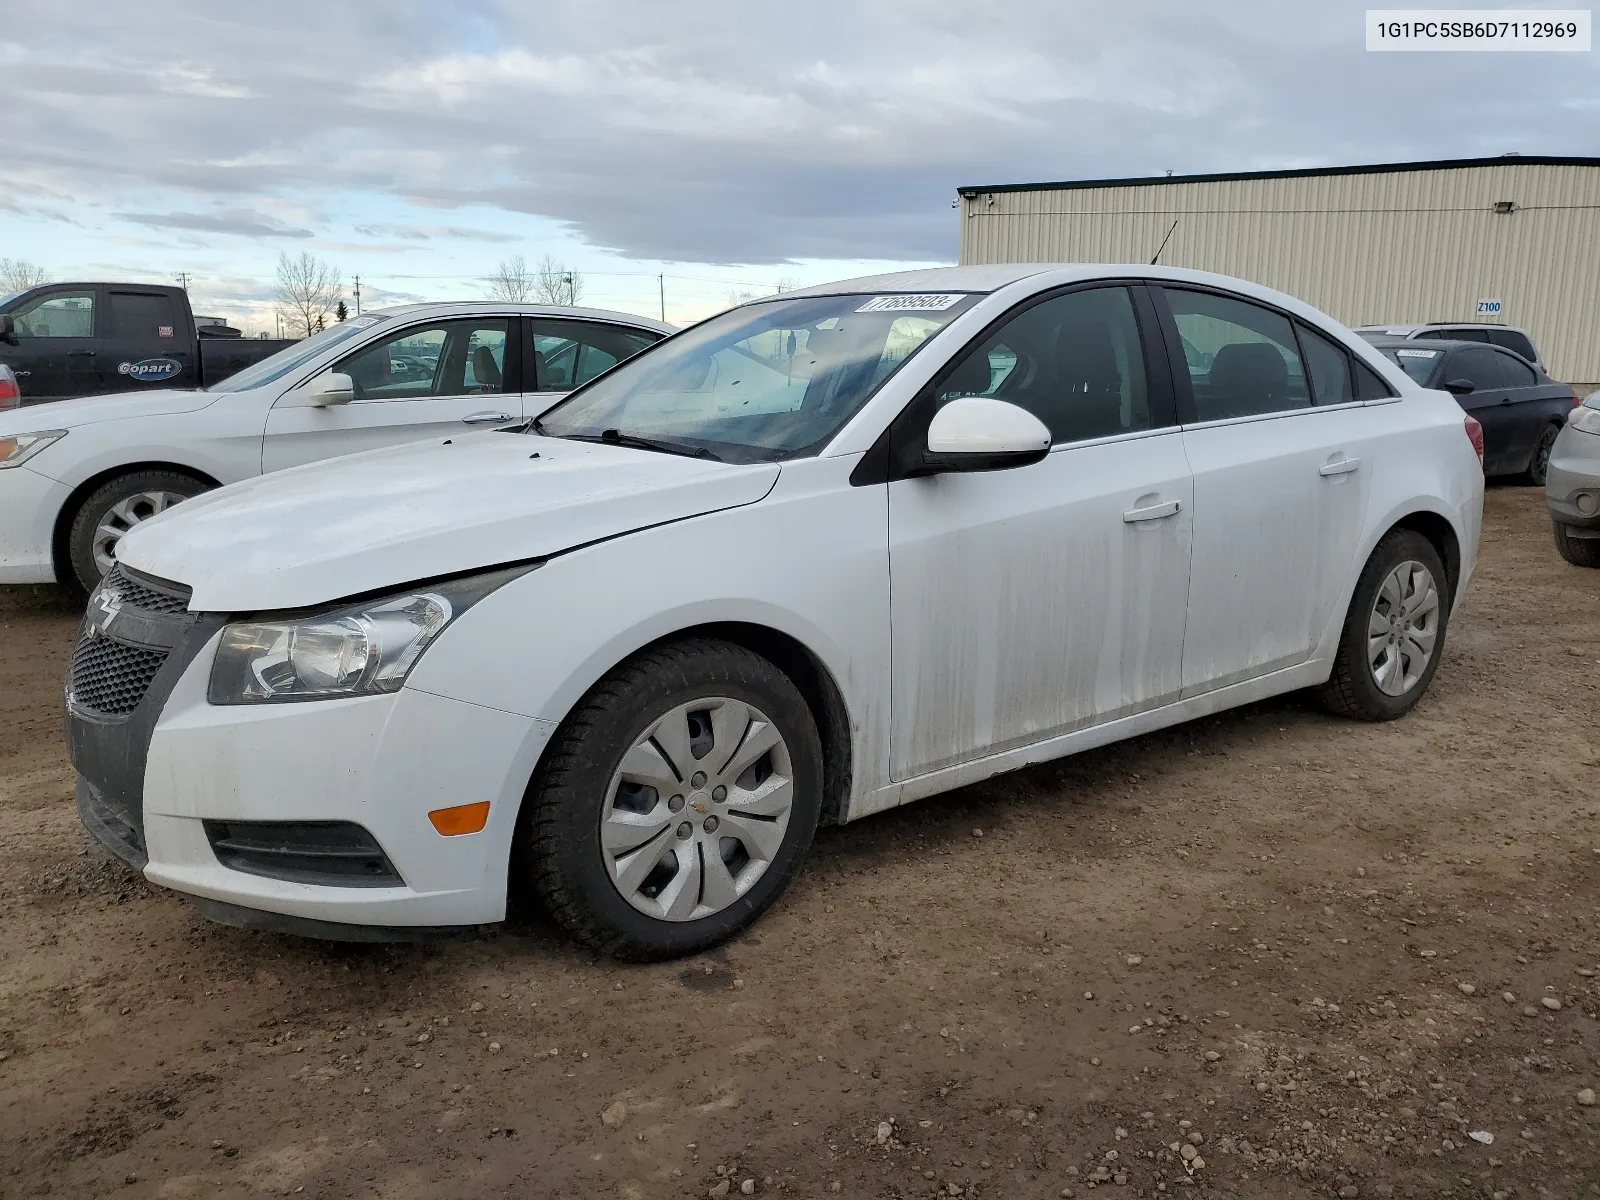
[0,485,1596,1200]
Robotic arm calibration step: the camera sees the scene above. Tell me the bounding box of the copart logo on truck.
[117,358,183,382]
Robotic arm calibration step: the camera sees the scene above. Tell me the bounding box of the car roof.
[1353,321,1531,335]
[362,301,675,333]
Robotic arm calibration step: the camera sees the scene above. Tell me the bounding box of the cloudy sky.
[1,0,1594,330]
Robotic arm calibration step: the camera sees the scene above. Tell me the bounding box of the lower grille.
[203,821,405,888]
[70,635,168,717]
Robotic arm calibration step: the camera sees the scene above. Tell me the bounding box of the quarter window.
[336,319,508,401]
[933,286,1151,445]
[1297,325,1355,406]
[1165,289,1309,420]
[12,291,95,338]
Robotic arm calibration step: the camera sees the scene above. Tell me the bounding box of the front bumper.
[69,578,556,931]
[1546,425,1600,531]
[0,465,69,584]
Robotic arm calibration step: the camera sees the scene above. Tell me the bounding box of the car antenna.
[1150,219,1179,266]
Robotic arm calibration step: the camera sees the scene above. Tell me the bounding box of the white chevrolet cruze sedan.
[0,302,671,593]
[67,265,1484,960]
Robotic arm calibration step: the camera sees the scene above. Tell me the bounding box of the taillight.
[1464,414,1485,463]
[0,365,18,410]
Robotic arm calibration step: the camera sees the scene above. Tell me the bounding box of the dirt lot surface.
[1,486,1597,1200]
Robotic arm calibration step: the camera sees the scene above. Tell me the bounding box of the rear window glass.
[1381,347,1440,383]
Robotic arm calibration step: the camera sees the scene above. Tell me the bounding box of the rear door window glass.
[109,291,180,340]
[1495,350,1537,387]
[1164,288,1310,421]
[531,320,659,392]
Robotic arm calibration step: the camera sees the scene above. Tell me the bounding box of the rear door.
[262,316,521,472]
[1157,285,1377,695]
[1442,346,1518,472]
[103,288,198,392]
[4,286,101,399]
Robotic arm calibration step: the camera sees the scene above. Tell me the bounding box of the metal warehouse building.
[957,155,1600,393]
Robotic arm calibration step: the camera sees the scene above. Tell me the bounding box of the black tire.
[521,638,823,961]
[1553,521,1600,568]
[66,469,211,594]
[1317,530,1451,722]
[1521,423,1560,486]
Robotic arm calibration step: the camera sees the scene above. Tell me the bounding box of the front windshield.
[206,314,392,393]
[1379,346,1441,384]
[535,292,981,462]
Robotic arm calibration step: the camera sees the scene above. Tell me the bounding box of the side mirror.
[924,397,1051,473]
[303,371,355,406]
[1441,378,1476,396]
[0,314,15,346]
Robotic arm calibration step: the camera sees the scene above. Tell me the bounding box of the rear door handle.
[1122,499,1181,522]
[1320,457,1361,476]
[462,411,515,424]
[67,349,97,357]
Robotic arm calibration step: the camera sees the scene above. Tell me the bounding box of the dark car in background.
[0,282,297,405]
[1354,322,1546,372]
[1368,337,1578,485]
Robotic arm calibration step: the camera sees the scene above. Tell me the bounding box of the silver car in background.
[1547,392,1600,567]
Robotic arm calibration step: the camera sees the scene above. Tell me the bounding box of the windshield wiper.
[556,428,722,462]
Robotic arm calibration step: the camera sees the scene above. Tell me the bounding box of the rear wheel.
[1317,530,1450,721]
[66,470,210,594]
[1522,423,1560,486]
[1553,521,1600,568]
[522,638,823,961]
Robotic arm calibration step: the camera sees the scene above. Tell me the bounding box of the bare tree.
[532,255,584,306]
[274,251,342,338]
[0,258,49,294]
[774,275,800,294]
[487,255,536,302]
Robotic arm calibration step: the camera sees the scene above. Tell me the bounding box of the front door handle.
[1122,498,1181,522]
[1320,457,1361,476]
[462,411,515,424]
[67,349,97,357]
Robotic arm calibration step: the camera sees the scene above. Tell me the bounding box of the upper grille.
[70,636,168,716]
[103,564,192,615]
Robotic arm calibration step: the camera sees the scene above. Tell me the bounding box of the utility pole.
[658,273,665,322]
[174,272,191,292]
[353,275,362,316]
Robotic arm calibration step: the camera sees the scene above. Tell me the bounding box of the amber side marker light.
[428,801,491,836]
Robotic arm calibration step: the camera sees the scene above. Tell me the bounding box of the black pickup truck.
[0,282,298,404]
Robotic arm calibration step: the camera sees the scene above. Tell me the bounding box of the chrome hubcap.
[1367,559,1440,696]
[91,490,189,577]
[601,696,793,922]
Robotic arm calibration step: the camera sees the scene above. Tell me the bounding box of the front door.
[263,317,521,472]
[888,284,1192,780]
[4,286,101,400]
[1158,286,1376,695]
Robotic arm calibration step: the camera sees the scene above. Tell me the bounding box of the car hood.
[116,433,781,611]
[0,387,217,432]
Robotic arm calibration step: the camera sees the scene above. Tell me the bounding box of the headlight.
[0,430,66,469]
[1568,406,1600,436]
[208,565,535,704]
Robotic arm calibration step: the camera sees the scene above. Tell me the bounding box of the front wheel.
[66,469,211,594]
[1317,530,1450,721]
[1522,424,1560,486]
[521,638,823,961]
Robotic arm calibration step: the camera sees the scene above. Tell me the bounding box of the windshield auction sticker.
[1396,349,1440,357]
[1367,10,1590,50]
[855,294,966,313]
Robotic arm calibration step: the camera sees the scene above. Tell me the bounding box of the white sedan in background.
[0,303,672,592]
[69,264,1483,960]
